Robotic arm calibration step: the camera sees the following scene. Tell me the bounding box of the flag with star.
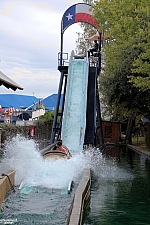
[62,3,98,33]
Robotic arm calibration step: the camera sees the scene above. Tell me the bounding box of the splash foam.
[0,135,91,189]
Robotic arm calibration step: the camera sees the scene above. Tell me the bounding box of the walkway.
[128,144,150,159]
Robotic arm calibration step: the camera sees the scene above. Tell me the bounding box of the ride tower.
[50,3,104,148]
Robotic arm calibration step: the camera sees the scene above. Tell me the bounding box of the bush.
[39,111,54,122]
[0,123,29,143]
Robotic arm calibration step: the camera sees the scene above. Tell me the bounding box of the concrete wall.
[0,170,15,208]
[66,167,91,225]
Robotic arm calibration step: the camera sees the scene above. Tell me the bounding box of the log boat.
[41,144,72,160]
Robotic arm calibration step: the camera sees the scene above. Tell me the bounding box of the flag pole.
[60,19,63,67]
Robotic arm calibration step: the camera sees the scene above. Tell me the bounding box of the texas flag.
[62,3,98,33]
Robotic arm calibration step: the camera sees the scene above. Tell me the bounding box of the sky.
[0,0,85,98]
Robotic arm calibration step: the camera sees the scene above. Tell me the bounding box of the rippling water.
[82,146,150,225]
[2,137,149,225]
[0,135,92,224]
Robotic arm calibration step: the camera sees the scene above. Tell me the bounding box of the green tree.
[39,111,54,122]
[129,36,150,90]
[93,0,150,118]
[75,0,98,54]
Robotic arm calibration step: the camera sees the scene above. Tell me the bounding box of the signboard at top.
[61,3,98,33]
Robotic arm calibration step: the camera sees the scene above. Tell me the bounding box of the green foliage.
[39,111,54,122]
[75,25,96,54]
[75,0,97,54]
[0,123,29,143]
[75,0,150,119]
[93,0,150,118]
[129,39,150,89]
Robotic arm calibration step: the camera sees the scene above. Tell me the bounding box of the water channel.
[82,146,150,225]
[0,136,150,224]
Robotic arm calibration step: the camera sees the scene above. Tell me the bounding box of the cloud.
[0,0,83,98]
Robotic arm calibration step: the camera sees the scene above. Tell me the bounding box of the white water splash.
[0,135,91,189]
[0,135,133,191]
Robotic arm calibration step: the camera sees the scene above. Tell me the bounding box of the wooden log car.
[41,144,72,160]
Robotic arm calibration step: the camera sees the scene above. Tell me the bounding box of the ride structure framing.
[50,3,104,147]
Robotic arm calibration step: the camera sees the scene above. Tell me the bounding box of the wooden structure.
[42,144,72,160]
[0,170,15,208]
[102,121,121,143]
